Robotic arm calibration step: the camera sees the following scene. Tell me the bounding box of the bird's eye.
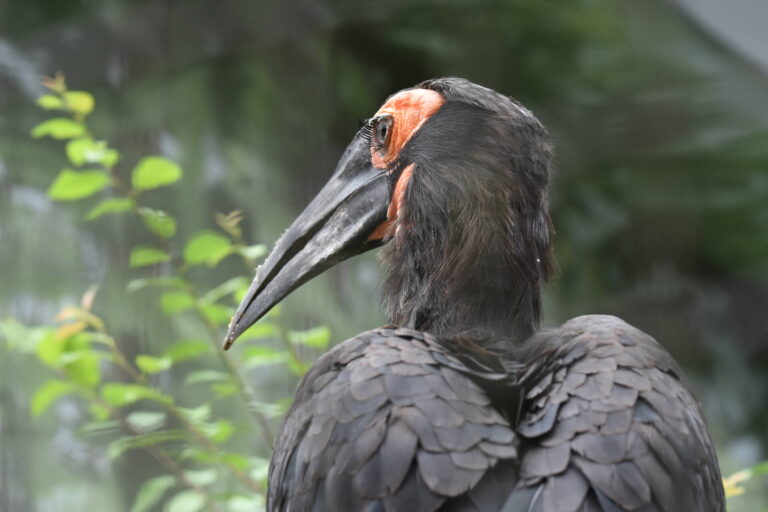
[372,115,393,151]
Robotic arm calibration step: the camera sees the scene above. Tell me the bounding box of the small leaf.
[163,340,210,362]
[102,149,120,167]
[166,491,205,512]
[64,351,101,387]
[201,277,249,304]
[65,91,95,116]
[37,94,63,110]
[35,330,66,367]
[135,354,173,374]
[126,411,167,433]
[129,246,170,268]
[101,383,171,407]
[183,231,232,266]
[89,402,111,421]
[31,118,85,139]
[288,326,331,349]
[243,346,287,368]
[108,430,187,459]
[238,244,267,261]
[185,370,230,385]
[31,380,75,417]
[48,169,109,201]
[139,208,177,238]
[65,138,119,167]
[177,404,211,424]
[200,420,234,443]
[212,382,237,398]
[131,475,175,512]
[126,276,185,293]
[228,495,264,512]
[199,303,232,326]
[85,197,134,220]
[250,456,270,485]
[184,469,217,486]
[80,419,120,436]
[240,322,277,341]
[131,156,182,190]
[160,292,195,315]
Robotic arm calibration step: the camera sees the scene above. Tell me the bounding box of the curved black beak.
[224,133,389,349]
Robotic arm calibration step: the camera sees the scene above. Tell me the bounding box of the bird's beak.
[223,133,389,349]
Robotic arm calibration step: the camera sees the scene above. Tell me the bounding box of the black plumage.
[225,78,725,511]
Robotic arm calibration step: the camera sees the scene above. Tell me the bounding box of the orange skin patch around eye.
[371,89,445,169]
[367,89,444,241]
[368,163,415,241]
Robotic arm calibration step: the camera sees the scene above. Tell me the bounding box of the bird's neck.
[380,198,552,349]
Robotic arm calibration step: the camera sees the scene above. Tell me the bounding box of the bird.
[223,78,725,511]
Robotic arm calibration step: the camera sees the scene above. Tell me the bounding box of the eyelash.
[359,118,373,143]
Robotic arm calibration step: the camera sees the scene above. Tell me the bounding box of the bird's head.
[224,78,554,349]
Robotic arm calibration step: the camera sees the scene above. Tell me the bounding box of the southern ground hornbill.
[223,78,725,511]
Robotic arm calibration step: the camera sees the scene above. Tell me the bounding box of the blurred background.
[2,0,767,510]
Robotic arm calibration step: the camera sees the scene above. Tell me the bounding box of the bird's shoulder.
[508,314,724,511]
[268,326,520,512]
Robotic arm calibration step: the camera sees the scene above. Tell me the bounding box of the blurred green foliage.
[0,76,333,511]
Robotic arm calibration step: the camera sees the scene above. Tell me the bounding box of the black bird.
[224,78,725,511]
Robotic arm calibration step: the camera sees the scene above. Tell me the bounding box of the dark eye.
[372,115,393,150]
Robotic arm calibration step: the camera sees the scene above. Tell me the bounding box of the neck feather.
[379,177,553,347]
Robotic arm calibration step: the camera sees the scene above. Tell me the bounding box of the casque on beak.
[223,132,389,349]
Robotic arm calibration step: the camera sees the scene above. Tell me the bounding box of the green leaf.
[108,430,186,459]
[126,411,167,433]
[250,456,270,485]
[200,420,234,443]
[129,246,170,268]
[131,156,182,190]
[184,469,217,486]
[48,169,109,201]
[35,331,66,367]
[63,351,101,387]
[126,276,185,293]
[183,231,232,266]
[201,277,249,304]
[243,346,288,368]
[37,94,63,110]
[0,318,54,353]
[288,326,331,349]
[239,322,277,341]
[131,475,175,512]
[101,383,171,407]
[139,207,177,238]
[251,399,291,419]
[135,354,173,374]
[198,302,232,326]
[85,197,134,220]
[237,244,267,261]
[163,340,210,362]
[65,91,95,116]
[89,403,111,422]
[166,490,205,512]
[212,382,238,398]
[228,495,264,512]
[176,404,211,424]
[184,370,230,385]
[219,452,249,471]
[65,138,119,167]
[31,380,75,417]
[80,419,120,436]
[31,118,85,139]
[160,291,195,315]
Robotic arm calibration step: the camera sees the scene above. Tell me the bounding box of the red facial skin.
[368,89,445,241]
